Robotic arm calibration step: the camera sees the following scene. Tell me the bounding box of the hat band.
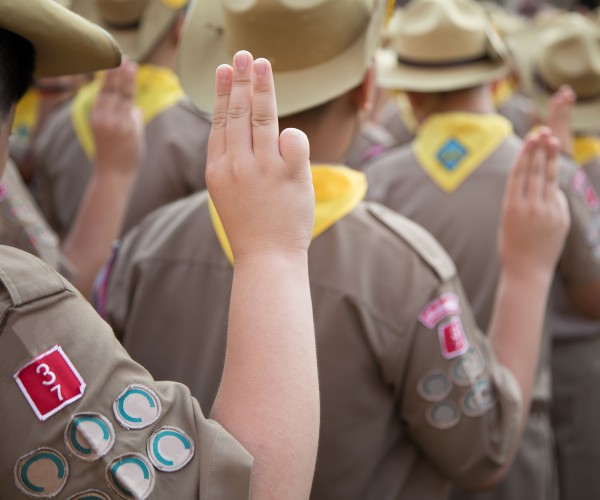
[396,53,489,69]
[534,69,600,102]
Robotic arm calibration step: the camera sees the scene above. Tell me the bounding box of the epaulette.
[365,202,456,281]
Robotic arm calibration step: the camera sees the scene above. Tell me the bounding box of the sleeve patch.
[14,345,86,422]
[418,293,461,328]
[572,168,600,212]
[147,426,195,472]
[461,379,497,417]
[426,400,461,429]
[438,317,470,360]
[14,447,69,498]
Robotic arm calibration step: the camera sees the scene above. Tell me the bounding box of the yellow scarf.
[12,88,40,139]
[209,165,367,265]
[493,77,518,109]
[573,136,600,167]
[413,113,513,193]
[392,91,418,133]
[71,64,184,159]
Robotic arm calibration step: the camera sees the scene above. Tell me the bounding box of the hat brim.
[1,0,120,77]
[375,48,509,93]
[71,0,179,63]
[177,0,385,117]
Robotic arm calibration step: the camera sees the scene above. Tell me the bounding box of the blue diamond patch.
[437,139,468,171]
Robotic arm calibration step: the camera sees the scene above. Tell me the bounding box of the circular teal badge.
[113,384,161,430]
[147,426,195,472]
[14,447,68,498]
[65,413,115,461]
[106,453,155,500]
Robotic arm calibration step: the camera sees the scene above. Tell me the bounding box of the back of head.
[70,0,188,63]
[376,0,509,93]
[0,28,35,120]
[178,0,390,117]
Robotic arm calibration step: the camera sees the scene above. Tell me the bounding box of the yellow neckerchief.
[392,91,418,133]
[413,112,513,193]
[208,165,367,265]
[573,135,600,167]
[12,88,40,140]
[493,76,518,109]
[71,64,184,159]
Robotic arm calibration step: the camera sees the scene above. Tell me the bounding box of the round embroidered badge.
[147,426,195,472]
[67,490,112,500]
[426,400,460,430]
[113,384,161,430]
[106,453,155,500]
[65,413,115,462]
[449,348,484,386]
[14,447,69,498]
[418,371,452,402]
[462,379,497,417]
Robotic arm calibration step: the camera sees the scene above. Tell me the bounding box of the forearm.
[62,168,136,299]
[211,251,319,500]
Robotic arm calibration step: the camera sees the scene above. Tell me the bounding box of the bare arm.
[206,51,319,499]
[63,59,142,299]
[482,129,570,487]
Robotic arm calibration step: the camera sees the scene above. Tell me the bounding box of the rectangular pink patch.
[438,318,469,360]
[419,293,461,328]
[14,345,86,421]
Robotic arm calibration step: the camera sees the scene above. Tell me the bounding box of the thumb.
[279,127,311,181]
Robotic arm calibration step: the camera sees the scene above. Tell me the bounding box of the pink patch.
[572,169,599,212]
[14,345,86,421]
[419,293,461,328]
[585,185,599,211]
[438,318,469,360]
[0,182,9,202]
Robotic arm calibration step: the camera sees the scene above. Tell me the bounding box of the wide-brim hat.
[507,13,600,133]
[376,0,509,93]
[71,0,188,63]
[178,0,388,117]
[0,0,120,77]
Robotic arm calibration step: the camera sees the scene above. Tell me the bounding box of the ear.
[350,64,376,113]
[172,13,186,46]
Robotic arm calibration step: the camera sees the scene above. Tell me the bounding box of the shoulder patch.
[365,202,456,281]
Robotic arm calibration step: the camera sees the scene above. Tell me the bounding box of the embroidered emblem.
[3,198,35,226]
[571,169,600,212]
[0,182,9,202]
[438,317,470,360]
[67,490,112,500]
[106,453,155,500]
[437,139,468,171]
[462,379,497,417]
[14,345,86,421]
[418,371,452,402]
[113,384,161,430]
[15,448,68,498]
[426,400,461,429]
[450,348,485,386]
[65,413,115,462]
[147,426,195,472]
[418,293,461,329]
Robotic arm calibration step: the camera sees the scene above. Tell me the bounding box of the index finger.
[207,64,233,163]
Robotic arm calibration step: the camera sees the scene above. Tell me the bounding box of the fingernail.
[216,65,231,83]
[235,51,250,72]
[254,58,268,76]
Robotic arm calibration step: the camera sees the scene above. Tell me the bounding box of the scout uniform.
[510,17,600,500]
[31,0,211,239]
[368,1,600,499]
[0,1,253,497]
[98,0,526,497]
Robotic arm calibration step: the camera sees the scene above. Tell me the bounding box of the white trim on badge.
[112,384,161,430]
[147,426,195,472]
[14,447,69,498]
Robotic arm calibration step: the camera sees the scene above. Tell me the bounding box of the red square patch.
[438,318,469,360]
[14,345,86,421]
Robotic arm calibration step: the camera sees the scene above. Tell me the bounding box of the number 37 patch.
[14,346,86,421]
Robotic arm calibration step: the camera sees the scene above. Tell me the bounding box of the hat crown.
[539,25,600,99]
[391,0,498,64]
[96,0,148,27]
[223,0,373,71]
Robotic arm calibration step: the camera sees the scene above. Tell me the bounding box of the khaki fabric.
[378,98,416,147]
[345,122,396,170]
[0,246,252,499]
[0,159,70,276]
[365,124,600,500]
[497,93,536,139]
[102,191,523,499]
[32,96,210,239]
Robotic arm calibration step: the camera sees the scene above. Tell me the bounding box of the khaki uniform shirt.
[365,133,600,402]
[497,94,535,139]
[0,246,252,499]
[32,98,211,239]
[345,122,397,170]
[0,159,65,274]
[102,192,522,499]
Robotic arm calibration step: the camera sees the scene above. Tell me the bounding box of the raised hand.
[205,50,315,262]
[546,85,576,157]
[91,57,144,175]
[499,128,570,280]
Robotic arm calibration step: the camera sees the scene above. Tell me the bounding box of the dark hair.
[0,27,35,119]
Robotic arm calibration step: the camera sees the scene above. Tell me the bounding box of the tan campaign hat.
[0,0,120,77]
[71,0,188,63]
[178,0,388,117]
[376,0,509,93]
[508,14,600,133]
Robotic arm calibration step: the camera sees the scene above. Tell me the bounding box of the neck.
[416,85,496,123]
